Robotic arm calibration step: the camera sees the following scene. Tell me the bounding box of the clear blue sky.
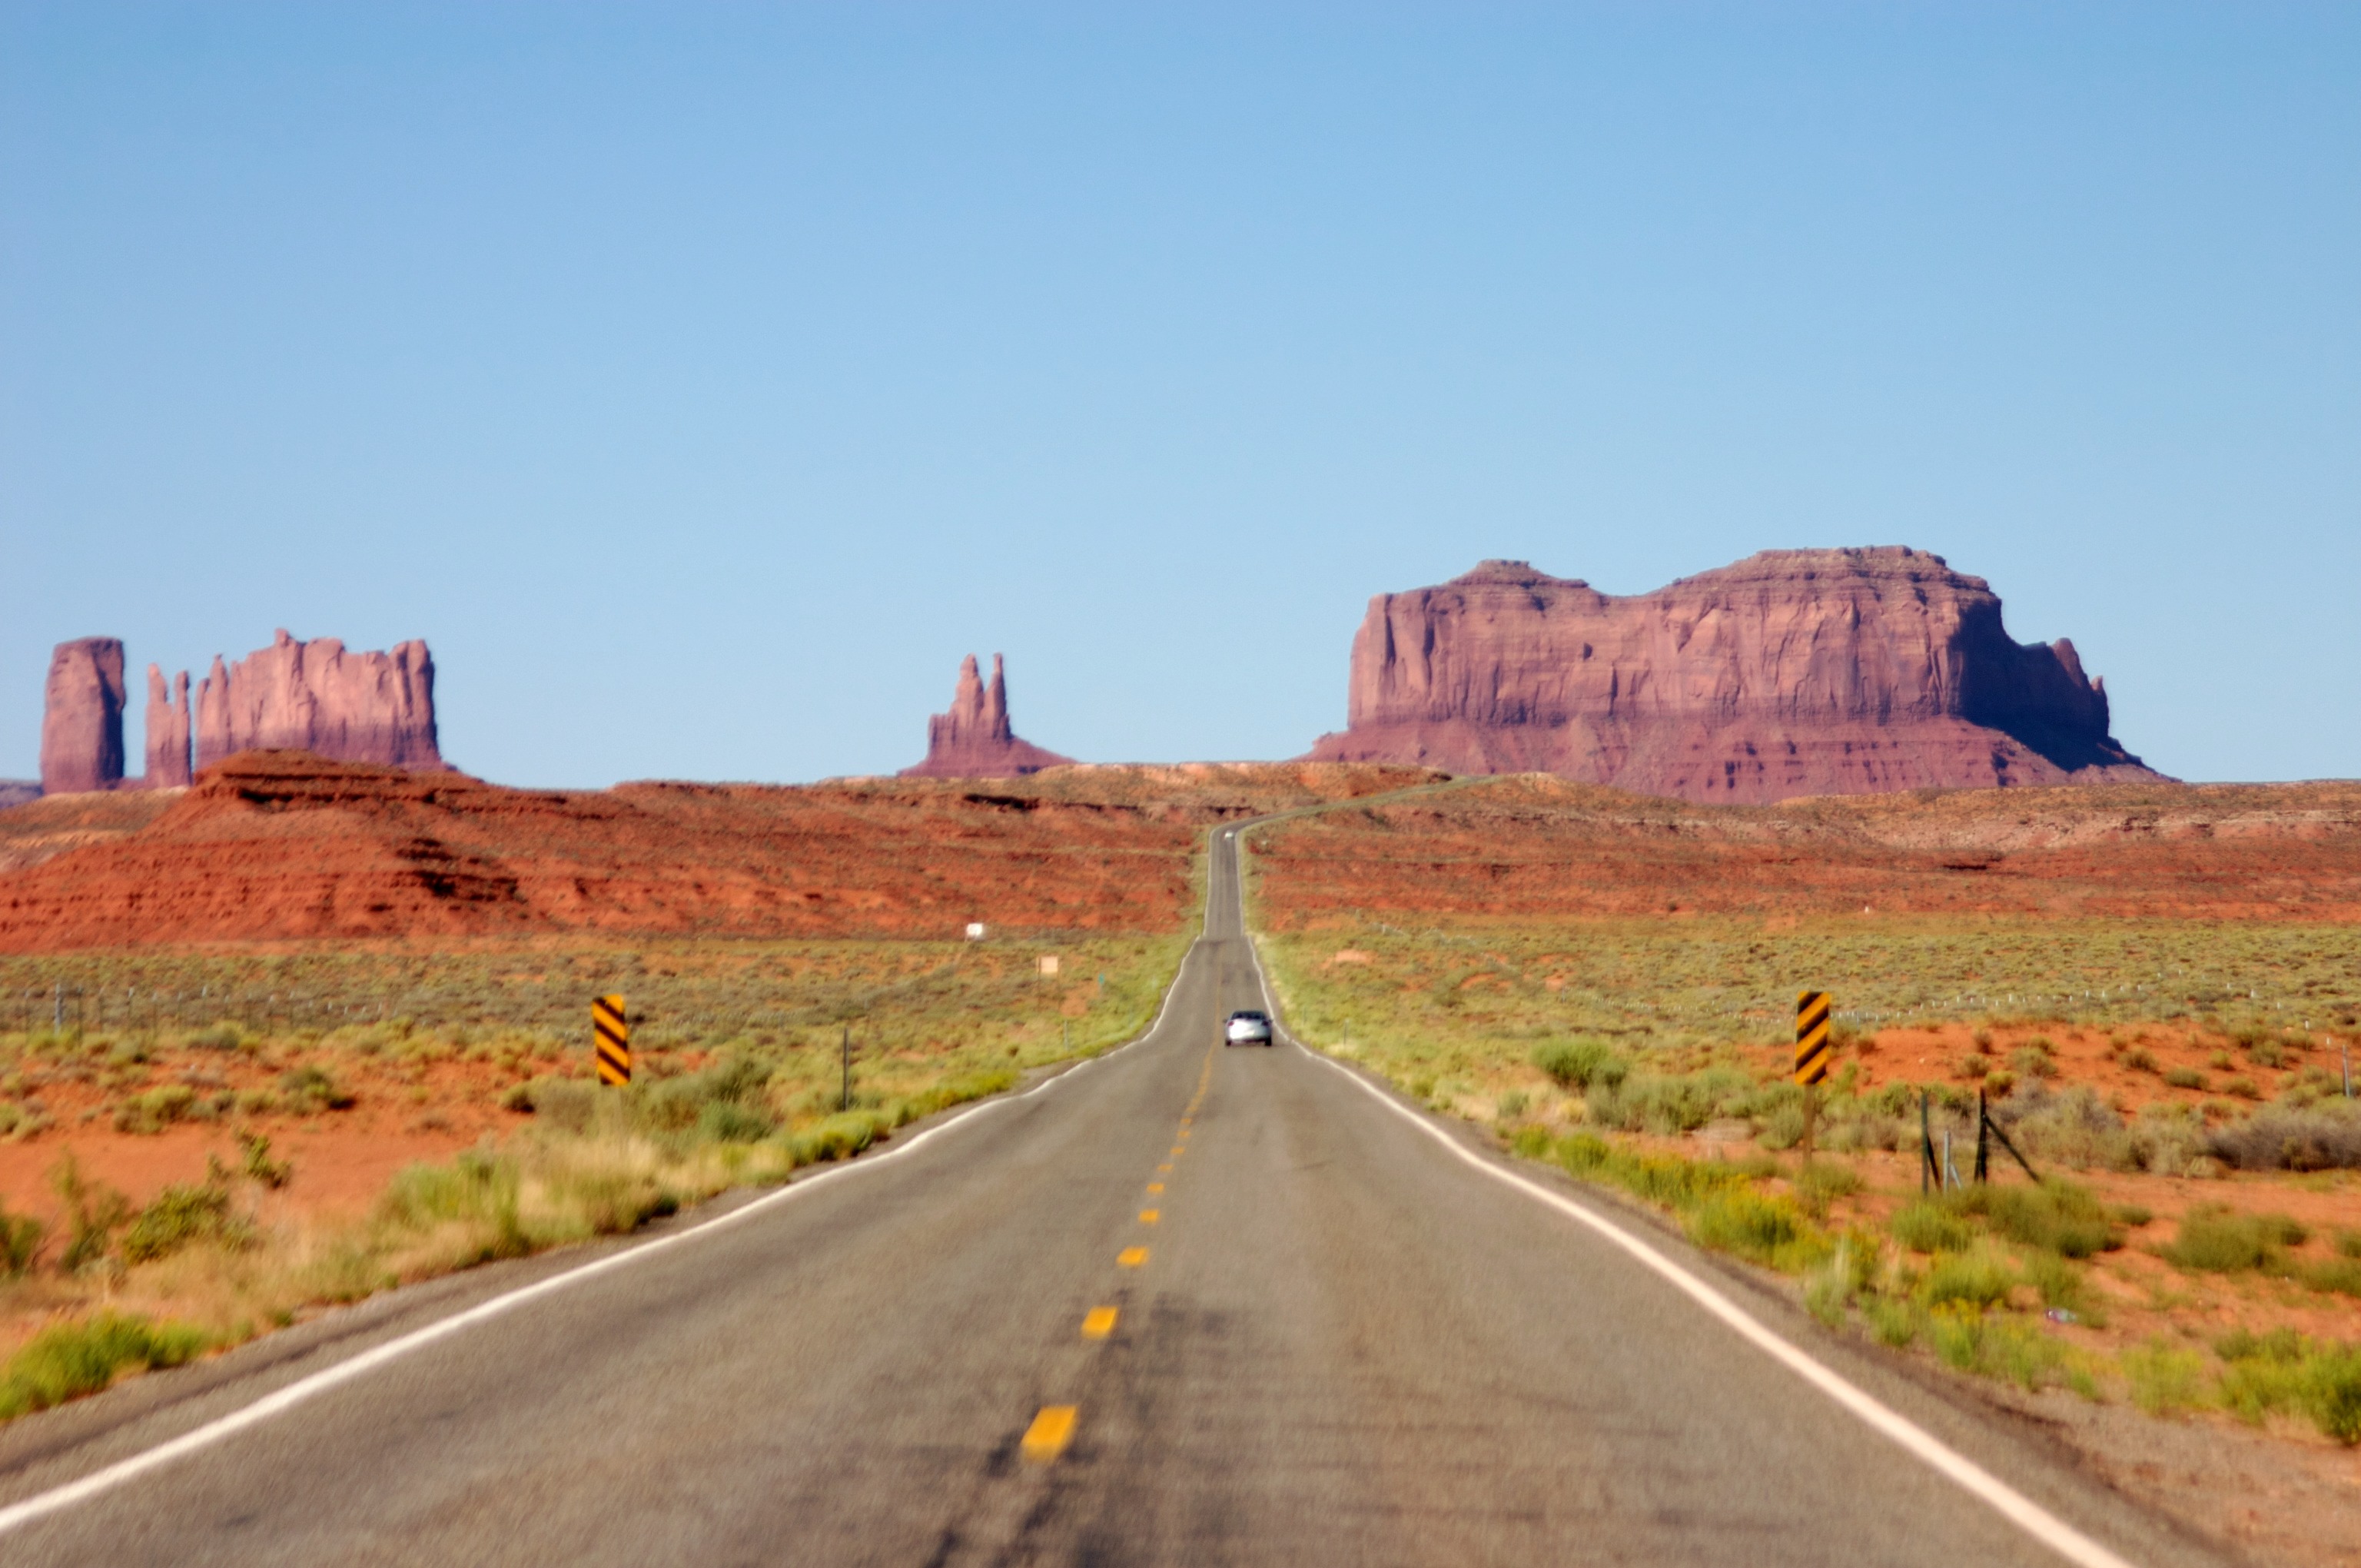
[4,4,2354,788]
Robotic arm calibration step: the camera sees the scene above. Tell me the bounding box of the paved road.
[0,828,2222,1566]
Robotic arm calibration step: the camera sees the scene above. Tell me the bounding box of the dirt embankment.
[1253,776,2361,925]
[0,754,1443,951]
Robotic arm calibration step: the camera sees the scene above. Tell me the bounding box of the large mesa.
[192,630,441,772]
[1300,548,2163,803]
[901,653,1074,779]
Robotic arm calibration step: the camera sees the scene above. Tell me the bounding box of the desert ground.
[0,761,2356,1563]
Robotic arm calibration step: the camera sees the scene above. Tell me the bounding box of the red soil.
[0,1046,531,1225]
[1253,776,2361,926]
[0,754,1440,952]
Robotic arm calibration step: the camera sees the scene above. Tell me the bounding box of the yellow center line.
[1171,1147,1185,1157]
[1140,1209,1161,1224]
[1157,1163,1173,1174]
[1081,1306,1118,1340]
[1118,1246,1149,1267]
[1146,1182,1164,1194]
[1022,1406,1078,1463]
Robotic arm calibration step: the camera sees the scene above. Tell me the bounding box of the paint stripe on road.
[1283,1042,2143,1568]
[1021,1406,1077,1463]
[0,915,1220,1540]
[1081,1307,1118,1340]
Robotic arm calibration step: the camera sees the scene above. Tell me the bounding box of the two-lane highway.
[0,826,2223,1565]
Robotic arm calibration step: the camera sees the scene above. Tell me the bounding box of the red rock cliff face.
[38,638,127,796]
[1301,549,2163,803]
[901,654,1074,779]
[192,631,440,772]
[144,665,193,788]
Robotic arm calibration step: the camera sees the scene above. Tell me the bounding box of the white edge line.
[1230,859,2141,1568]
[0,912,1214,1537]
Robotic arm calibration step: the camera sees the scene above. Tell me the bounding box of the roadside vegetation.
[0,929,1191,1422]
[1245,852,2361,1450]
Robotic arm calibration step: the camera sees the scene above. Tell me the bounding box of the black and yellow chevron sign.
[1794,990,1832,1086]
[593,994,630,1085]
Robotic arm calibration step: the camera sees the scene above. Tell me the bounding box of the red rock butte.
[902,653,1073,779]
[192,630,440,773]
[1300,548,2163,805]
[38,638,126,796]
[28,630,441,799]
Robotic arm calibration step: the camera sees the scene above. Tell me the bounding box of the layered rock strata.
[901,654,1073,778]
[1302,548,2163,804]
[38,638,127,796]
[144,665,193,788]
[193,630,440,772]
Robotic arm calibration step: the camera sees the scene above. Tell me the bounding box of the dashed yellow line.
[1022,1405,1078,1462]
[1139,1209,1161,1224]
[1118,1246,1149,1267]
[1146,1182,1164,1194]
[1081,1307,1118,1340]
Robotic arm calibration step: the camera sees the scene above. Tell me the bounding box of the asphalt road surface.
[0,827,2226,1566]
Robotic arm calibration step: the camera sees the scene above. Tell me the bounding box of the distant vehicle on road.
[1224,1008,1273,1047]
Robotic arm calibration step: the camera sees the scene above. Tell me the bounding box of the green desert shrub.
[1995,1085,2130,1170]
[2306,1347,2361,1445]
[896,1065,1019,1122]
[2010,1045,2057,1080]
[784,1111,882,1165]
[1683,1189,1825,1273]
[2121,1339,2209,1416]
[2207,1102,2361,1171]
[1921,1251,2015,1311]
[0,1201,41,1277]
[51,1154,132,1274]
[120,1177,251,1264]
[377,1148,529,1263]
[279,1064,355,1115]
[1890,1201,1976,1254]
[1926,1310,2074,1391]
[1589,1066,1755,1135]
[1953,1180,2120,1258]
[1530,1039,1628,1092]
[2160,1208,2306,1274]
[2126,1104,2207,1175]
[1790,1161,1863,1214]
[0,1313,208,1420]
[113,1083,198,1134]
[696,1101,774,1144]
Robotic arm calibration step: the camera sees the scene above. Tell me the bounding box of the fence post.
[1974,1089,1990,1183]
[1919,1090,1934,1195]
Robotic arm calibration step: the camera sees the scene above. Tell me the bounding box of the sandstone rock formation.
[1301,549,2163,804]
[901,654,1073,779]
[38,638,127,796]
[144,665,192,789]
[193,631,440,772]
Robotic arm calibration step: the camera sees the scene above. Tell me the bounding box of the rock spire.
[38,638,127,796]
[901,653,1074,778]
[144,664,193,788]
